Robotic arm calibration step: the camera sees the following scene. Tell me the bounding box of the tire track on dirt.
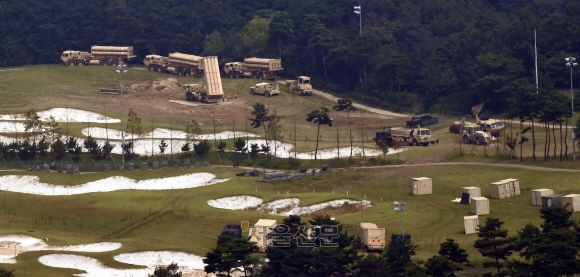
[102,195,185,240]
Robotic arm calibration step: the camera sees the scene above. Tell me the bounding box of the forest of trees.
[201,206,580,277]
[1,0,580,114]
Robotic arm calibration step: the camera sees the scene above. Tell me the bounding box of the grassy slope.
[2,65,580,276]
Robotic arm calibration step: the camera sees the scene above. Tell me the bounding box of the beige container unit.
[412,177,432,195]
[532,188,554,206]
[202,56,224,103]
[470,197,490,215]
[356,223,386,251]
[248,219,277,250]
[490,181,511,199]
[562,194,580,212]
[464,215,480,234]
[461,187,481,203]
[502,178,521,196]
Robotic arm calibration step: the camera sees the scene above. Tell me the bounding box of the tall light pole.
[354,6,361,35]
[117,64,128,165]
[394,201,405,242]
[566,57,577,161]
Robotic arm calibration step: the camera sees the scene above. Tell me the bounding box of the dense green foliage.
[2,0,580,113]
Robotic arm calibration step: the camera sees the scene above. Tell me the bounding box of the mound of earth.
[129,78,182,92]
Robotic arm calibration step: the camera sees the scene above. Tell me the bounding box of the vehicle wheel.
[228,73,234,78]
[68,61,75,66]
[156,67,162,72]
[250,89,255,95]
[178,71,183,76]
[102,61,109,66]
[148,65,154,71]
[111,61,118,67]
[462,136,469,144]
[265,92,271,97]
[77,62,84,66]
[235,73,241,78]
[185,69,191,77]
[423,143,429,146]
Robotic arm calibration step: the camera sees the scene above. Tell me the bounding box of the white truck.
[357,222,385,251]
[143,52,204,77]
[60,46,137,66]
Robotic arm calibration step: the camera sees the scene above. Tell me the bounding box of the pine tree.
[473,217,515,276]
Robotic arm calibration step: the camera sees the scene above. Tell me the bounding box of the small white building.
[411,177,432,195]
[248,219,277,250]
[464,215,479,235]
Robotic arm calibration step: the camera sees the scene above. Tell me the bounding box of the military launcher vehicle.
[223,58,283,80]
[143,52,204,77]
[61,46,137,66]
[183,56,223,103]
[286,76,313,96]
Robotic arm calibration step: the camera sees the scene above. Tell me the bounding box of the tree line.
[196,206,580,277]
[2,0,580,114]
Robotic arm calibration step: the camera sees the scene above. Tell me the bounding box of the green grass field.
[2,65,580,276]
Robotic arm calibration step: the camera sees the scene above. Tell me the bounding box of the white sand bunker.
[208,196,372,216]
[0,234,120,264]
[0,108,119,123]
[0,121,28,133]
[207,196,263,210]
[82,127,258,141]
[39,251,206,277]
[245,139,404,160]
[0,173,229,196]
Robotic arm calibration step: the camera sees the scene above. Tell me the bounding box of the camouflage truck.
[250,82,280,97]
[183,56,223,103]
[285,76,313,96]
[143,52,204,77]
[373,126,438,147]
[223,57,283,80]
[60,46,136,66]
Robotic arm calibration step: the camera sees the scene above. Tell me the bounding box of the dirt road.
[310,88,409,118]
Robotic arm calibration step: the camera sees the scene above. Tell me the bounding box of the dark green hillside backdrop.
[1,0,580,114]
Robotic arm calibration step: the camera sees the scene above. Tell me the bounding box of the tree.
[0,268,14,277]
[83,135,102,156]
[473,217,515,276]
[239,16,271,57]
[149,262,182,277]
[202,30,225,56]
[306,107,333,160]
[438,238,470,272]
[385,241,425,276]
[180,142,191,154]
[126,109,142,156]
[425,255,455,277]
[185,119,201,146]
[45,115,61,145]
[194,140,212,156]
[351,253,389,277]
[23,108,43,158]
[234,137,247,153]
[159,139,168,155]
[333,99,357,159]
[203,236,260,277]
[266,109,283,158]
[50,137,66,161]
[250,103,271,153]
[37,135,49,157]
[102,141,116,159]
[511,207,580,276]
[269,11,294,59]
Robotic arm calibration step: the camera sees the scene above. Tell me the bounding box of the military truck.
[471,103,504,137]
[286,76,313,96]
[373,126,438,147]
[357,223,385,251]
[143,52,204,77]
[183,56,223,103]
[406,114,439,128]
[60,46,136,66]
[223,57,283,80]
[250,83,280,97]
[461,124,495,145]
